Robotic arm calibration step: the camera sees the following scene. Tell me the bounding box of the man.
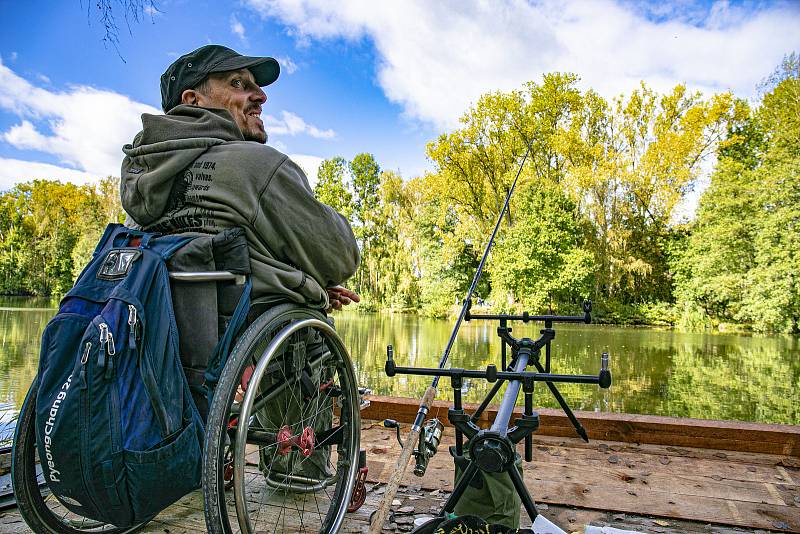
[121,44,359,310]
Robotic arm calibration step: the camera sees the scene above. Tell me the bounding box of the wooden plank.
[361,421,800,532]
[362,395,800,456]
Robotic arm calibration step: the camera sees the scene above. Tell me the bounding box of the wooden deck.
[1,397,799,533]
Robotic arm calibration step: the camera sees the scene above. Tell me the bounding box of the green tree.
[314,157,353,219]
[565,84,741,304]
[677,53,800,332]
[490,182,594,312]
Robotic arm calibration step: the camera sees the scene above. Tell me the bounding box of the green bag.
[451,447,523,529]
[257,328,334,481]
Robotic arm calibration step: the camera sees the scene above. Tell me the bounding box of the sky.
[0,0,798,216]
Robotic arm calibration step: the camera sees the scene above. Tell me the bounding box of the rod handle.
[369,386,437,534]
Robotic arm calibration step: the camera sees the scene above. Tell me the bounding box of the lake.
[0,297,798,425]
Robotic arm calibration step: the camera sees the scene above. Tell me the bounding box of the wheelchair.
[11,230,366,533]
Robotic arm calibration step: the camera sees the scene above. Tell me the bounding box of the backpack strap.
[204,276,252,404]
[92,224,124,258]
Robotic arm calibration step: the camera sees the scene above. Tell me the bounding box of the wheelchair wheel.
[203,304,361,534]
[11,378,145,533]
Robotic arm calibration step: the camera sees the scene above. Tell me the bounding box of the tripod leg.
[440,462,480,514]
[532,360,589,442]
[507,462,538,521]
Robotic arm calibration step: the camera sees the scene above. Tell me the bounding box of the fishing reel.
[382,417,444,477]
[413,418,444,476]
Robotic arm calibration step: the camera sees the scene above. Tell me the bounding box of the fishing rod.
[368,138,535,534]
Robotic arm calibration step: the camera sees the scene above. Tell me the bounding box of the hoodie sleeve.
[253,156,360,288]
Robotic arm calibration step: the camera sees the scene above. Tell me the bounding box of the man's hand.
[326,286,360,312]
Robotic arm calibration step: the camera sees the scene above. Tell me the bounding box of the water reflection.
[0,300,797,424]
[335,311,799,425]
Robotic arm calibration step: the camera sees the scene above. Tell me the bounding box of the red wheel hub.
[276,425,316,457]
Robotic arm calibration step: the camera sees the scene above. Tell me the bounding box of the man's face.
[193,68,268,143]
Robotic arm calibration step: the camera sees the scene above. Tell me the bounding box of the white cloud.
[0,57,159,180]
[231,15,247,42]
[288,154,323,188]
[275,55,298,74]
[0,158,103,192]
[264,110,335,139]
[143,4,161,17]
[246,0,800,130]
[0,58,334,191]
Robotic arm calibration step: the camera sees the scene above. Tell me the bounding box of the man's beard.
[243,128,268,144]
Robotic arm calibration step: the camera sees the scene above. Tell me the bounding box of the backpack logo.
[97,248,141,280]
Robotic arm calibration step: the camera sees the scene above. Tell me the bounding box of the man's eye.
[231,79,243,88]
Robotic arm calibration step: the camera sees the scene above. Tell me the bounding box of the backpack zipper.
[128,305,138,350]
[98,322,116,380]
[79,341,91,389]
[79,342,102,516]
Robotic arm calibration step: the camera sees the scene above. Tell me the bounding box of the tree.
[565,84,742,303]
[677,53,800,332]
[314,157,353,219]
[86,1,159,60]
[490,182,594,312]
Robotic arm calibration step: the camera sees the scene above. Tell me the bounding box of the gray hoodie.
[121,105,359,307]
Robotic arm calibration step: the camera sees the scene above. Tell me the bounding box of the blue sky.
[0,0,798,214]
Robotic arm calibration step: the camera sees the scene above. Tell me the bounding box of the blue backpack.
[34,224,248,527]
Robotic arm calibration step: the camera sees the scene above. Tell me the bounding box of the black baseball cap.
[160,44,280,112]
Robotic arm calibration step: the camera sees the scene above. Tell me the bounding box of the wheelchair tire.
[11,378,147,534]
[202,303,361,534]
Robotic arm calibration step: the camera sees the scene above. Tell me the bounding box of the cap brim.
[211,55,280,87]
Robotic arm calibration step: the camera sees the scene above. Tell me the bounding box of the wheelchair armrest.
[168,271,246,285]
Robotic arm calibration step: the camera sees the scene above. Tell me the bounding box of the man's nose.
[251,86,266,104]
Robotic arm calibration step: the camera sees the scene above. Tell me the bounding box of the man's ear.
[181,89,200,106]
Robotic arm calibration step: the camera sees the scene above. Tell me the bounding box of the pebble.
[658,456,671,465]
[398,506,415,514]
[607,455,620,464]
[414,516,436,527]
[391,499,401,506]
[713,452,727,459]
